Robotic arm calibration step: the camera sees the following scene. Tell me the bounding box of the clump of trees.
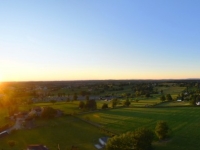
[111,99,118,108]
[106,128,154,150]
[78,100,97,110]
[190,94,200,106]
[41,107,57,119]
[79,101,85,109]
[160,94,172,102]
[106,121,170,150]
[123,99,131,106]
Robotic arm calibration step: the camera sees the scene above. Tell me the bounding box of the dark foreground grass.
[0,116,105,150]
[79,107,200,150]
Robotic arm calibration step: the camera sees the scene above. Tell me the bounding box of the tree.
[102,103,108,109]
[166,94,172,101]
[155,121,169,140]
[106,128,154,150]
[79,101,85,109]
[190,97,196,106]
[160,95,166,102]
[85,100,97,110]
[123,99,131,107]
[41,107,57,119]
[73,93,77,101]
[111,99,118,108]
[132,128,154,150]
[106,132,134,150]
[145,93,151,98]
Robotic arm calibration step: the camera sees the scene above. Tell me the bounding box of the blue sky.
[0,0,200,81]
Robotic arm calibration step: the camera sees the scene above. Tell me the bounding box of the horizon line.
[1,78,200,82]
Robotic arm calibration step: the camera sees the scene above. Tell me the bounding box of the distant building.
[94,137,109,149]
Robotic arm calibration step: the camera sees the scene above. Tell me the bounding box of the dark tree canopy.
[106,128,154,150]
[155,121,169,140]
[111,99,118,108]
[123,99,131,106]
[166,94,172,101]
[73,93,77,101]
[41,107,57,119]
[160,95,166,102]
[102,103,108,109]
[79,101,85,109]
[85,100,97,110]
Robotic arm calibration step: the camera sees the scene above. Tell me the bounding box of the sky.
[1,0,200,81]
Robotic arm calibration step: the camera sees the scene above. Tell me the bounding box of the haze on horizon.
[1,0,200,82]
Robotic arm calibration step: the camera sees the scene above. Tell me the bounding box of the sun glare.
[0,73,3,83]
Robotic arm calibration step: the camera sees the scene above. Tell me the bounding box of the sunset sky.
[1,0,200,81]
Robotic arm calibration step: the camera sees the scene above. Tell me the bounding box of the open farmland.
[156,86,186,98]
[79,107,200,150]
[0,116,104,150]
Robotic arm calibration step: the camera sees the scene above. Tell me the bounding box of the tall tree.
[111,99,118,108]
[85,100,97,110]
[79,101,85,109]
[155,121,169,140]
[123,99,131,107]
[160,95,166,102]
[73,93,77,101]
[166,94,172,101]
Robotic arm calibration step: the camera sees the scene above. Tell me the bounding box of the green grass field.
[0,85,191,149]
[157,101,190,107]
[79,107,200,150]
[156,86,186,98]
[0,116,105,150]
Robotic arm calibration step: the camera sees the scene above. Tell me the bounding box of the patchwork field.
[79,107,200,150]
[157,101,190,107]
[156,86,186,98]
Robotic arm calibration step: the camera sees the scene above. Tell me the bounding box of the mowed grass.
[0,116,105,150]
[158,101,190,107]
[79,107,200,150]
[20,101,82,114]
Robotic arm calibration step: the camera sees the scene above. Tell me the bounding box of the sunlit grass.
[79,107,200,150]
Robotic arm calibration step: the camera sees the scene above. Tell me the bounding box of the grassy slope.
[79,107,200,150]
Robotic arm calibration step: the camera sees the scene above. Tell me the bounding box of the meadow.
[0,116,104,150]
[79,107,200,150]
[0,84,193,150]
